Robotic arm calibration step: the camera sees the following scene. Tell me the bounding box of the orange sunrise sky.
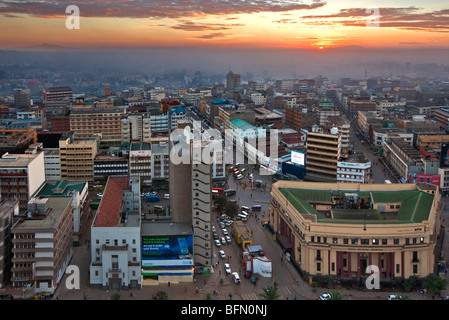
[1,0,449,50]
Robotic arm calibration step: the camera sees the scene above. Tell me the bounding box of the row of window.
[310,236,425,245]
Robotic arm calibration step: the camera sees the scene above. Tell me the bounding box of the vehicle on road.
[241,206,250,212]
[222,229,228,236]
[225,220,233,226]
[232,272,241,284]
[225,236,231,243]
[387,294,401,300]
[146,194,160,202]
[319,293,331,300]
[225,189,236,196]
[215,240,221,247]
[164,194,170,200]
[252,205,262,211]
[213,233,218,240]
[237,214,247,221]
[220,237,226,245]
[236,174,243,180]
[219,222,226,229]
[219,250,226,259]
[224,263,231,274]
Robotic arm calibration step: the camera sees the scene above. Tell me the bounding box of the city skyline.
[1,0,449,50]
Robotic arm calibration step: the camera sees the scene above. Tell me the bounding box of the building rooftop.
[93,176,130,228]
[141,221,192,236]
[32,180,87,198]
[15,197,72,230]
[276,182,436,224]
[0,152,40,167]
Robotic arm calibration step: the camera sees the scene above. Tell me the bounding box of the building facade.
[270,181,442,284]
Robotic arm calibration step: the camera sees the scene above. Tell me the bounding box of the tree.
[214,194,227,214]
[155,290,168,300]
[422,274,448,294]
[109,292,121,300]
[224,202,238,218]
[403,275,420,291]
[259,281,281,300]
[330,291,343,300]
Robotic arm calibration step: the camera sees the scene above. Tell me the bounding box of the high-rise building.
[59,132,98,182]
[0,200,18,288]
[0,152,45,214]
[13,89,31,108]
[169,120,213,267]
[306,126,341,181]
[11,197,73,293]
[226,71,240,94]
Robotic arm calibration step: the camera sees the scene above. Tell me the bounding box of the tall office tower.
[13,89,31,108]
[169,120,213,267]
[226,71,240,94]
[306,125,341,181]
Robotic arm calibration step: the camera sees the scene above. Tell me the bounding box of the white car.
[224,263,231,274]
[215,240,221,247]
[220,237,226,245]
[222,229,228,236]
[164,194,170,200]
[232,272,241,284]
[319,293,331,300]
[225,236,231,244]
[219,250,226,259]
[387,294,401,300]
[236,174,243,180]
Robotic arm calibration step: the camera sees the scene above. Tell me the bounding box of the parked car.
[225,189,236,196]
[319,293,331,300]
[215,240,221,247]
[222,229,228,236]
[236,174,243,180]
[225,236,231,243]
[232,272,241,284]
[387,294,401,300]
[213,233,218,240]
[224,263,231,274]
[219,250,226,259]
[220,237,226,245]
[164,194,170,200]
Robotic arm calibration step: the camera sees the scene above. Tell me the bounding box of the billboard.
[291,151,305,166]
[142,235,193,267]
[408,173,441,186]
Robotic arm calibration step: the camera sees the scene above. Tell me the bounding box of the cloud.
[196,32,227,39]
[300,7,449,33]
[0,0,327,19]
[171,21,244,32]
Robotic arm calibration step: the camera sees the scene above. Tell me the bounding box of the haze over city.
[1,0,449,79]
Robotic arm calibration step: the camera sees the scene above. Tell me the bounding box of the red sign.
[416,174,440,186]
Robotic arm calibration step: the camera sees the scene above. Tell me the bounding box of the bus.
[212,187,224,195]
[385,180,392,184]
[90,201,100,209]
[252,205,262,211]
[146,194,160,202]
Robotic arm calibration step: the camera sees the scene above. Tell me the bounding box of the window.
[317,262,321,272]
[333,238,338,244]
[352,238,358,245]
[372,239,379,245]
[382,239,387,245]
[394,238,399,245]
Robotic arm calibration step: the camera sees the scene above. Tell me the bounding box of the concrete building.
[59,133,98,182]
[31,180,88,244]
[270,181,442,283]
[94,153,129,182]
[226,71,241,94]
[0,152,45,214]
[169,121,213,268]
[0,200,18,288]
[69,107,126,147]
[151,142,169,182]
[305,126,341,181]
[129,142,152,186]
[89,176,141,289]
[121,113,152,144]
[43,86,73,109]
[11,197,73,293]
[13,89,31,108]
[337,155,372,184]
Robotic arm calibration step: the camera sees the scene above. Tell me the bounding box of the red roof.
[93,176,130,228]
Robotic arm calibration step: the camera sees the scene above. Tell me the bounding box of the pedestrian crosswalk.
[241,285,293,300]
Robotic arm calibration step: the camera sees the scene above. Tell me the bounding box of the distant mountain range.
[15,43,70,51]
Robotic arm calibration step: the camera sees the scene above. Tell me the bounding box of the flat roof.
[32,180,87,198]
[14,197,72,230]
[141,221,192,236]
